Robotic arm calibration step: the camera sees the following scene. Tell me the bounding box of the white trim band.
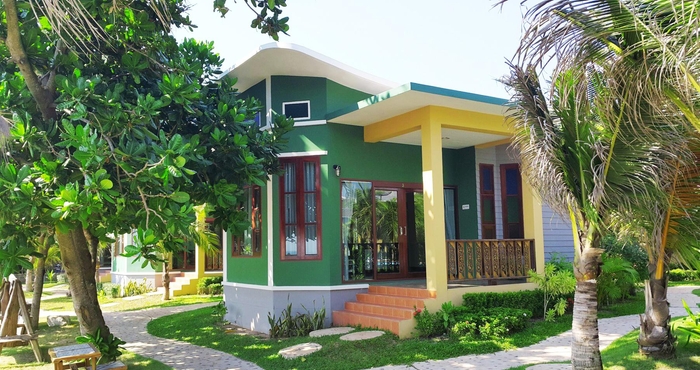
[293,120,327,127]
[223,282,369,291]
[278,151,328,158]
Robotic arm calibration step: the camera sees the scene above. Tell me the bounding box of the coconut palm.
[504,62,680,369]
[500,0,700,361]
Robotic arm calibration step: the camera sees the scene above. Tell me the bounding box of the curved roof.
[226,43,397,94]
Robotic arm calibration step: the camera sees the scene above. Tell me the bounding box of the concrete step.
[332,310,402,334]
[345,301,414,320]
[356,293,425,309]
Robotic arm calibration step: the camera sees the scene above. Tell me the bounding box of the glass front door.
[375,188,401,277]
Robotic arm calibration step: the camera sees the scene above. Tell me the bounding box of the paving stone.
[309,327,354,337]
[339,330,385,341]
[278,342,322,359]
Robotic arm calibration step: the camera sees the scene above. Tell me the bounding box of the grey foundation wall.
[223,284,367,334]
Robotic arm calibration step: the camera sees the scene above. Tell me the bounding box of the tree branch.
[4,0,56,120]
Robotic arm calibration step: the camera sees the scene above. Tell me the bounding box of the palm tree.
[504,63,679,369]
[499,0,700,361]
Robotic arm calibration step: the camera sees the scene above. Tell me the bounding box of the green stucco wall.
[326,80,372,114]
[238,80,266,113]
[271,76,326,120]
[454,147,478,239]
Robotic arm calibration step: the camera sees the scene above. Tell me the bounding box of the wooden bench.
[87,361,127,370]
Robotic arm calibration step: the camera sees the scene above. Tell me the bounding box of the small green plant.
[76,328,126,363]
[46,270,55,283]
[673,299,700,345]
[528,263,576,321]
[267,301,326,338]
[123,279,152,297]
[212,301,227,321]
[413,308,445,338]
[111,285,121,298]
[449,307,532,339]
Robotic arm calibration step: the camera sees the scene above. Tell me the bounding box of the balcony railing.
[447,239,536,281]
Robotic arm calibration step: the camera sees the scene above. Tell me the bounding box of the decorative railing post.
[446,239,535,282]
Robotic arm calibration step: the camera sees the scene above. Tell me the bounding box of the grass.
[598,293,645,318]
[0,320,172,369]
[147,306,574,370]
[39,294,221,313]
[602,327,700,369]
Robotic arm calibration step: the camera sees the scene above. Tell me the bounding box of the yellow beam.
[421,120,448,297]
[521,179,545,275]
[431,106,511,136]
[475,138,512,149]
[364,107,429,143]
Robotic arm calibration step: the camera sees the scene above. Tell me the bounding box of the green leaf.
[171,192,190,203]
[99,179,113,190]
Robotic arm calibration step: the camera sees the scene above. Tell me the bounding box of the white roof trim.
[226,43,397,94]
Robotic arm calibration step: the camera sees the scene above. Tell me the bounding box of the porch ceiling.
[384,128,509,150]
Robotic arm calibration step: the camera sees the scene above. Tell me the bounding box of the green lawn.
[598,294,645,318]
[0,320,172,369]
[147,306,574,370]
[39,294,221,313]
[601,328,700,369]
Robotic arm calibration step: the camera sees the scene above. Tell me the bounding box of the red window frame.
[231,185,263,258]
[479,164,497,239]
[279,156,322,260]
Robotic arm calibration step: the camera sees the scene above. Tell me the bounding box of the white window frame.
[282,100,311,121]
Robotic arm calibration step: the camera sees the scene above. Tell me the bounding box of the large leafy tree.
[499,0,700,361]
[0,0,293,340]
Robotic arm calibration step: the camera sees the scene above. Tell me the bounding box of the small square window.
[282,101,310,120]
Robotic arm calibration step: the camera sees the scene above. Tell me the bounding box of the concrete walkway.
[371,285,700,370]
[103,303,263,370]
[38,286,698,370]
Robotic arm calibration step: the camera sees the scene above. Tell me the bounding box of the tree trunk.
[30,256,46,330]
[84,230,100,284]
[638,269,674,358]
[25,265,33,292]
[571,247,603,370]
[55,226,110,338]
[162,260,170,301]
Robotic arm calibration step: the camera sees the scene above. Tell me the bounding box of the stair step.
[332,310,402,334]
[368,285,435,299]
[345,301,415,319]
[356,293,425,309]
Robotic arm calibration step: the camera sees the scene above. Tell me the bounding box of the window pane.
[285,194,297,223]
[505,168,520,195]
[507,196,521,223]
[284,163,296,192]
[304,162,316,192]
[305,225,318,255]
[481,166,493,192]
[285,225,297,255]
[284,102,310,119]
[304,193,316,222]
[341,181,373,280]
[482,197,495,222]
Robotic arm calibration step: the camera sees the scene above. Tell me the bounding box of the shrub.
[208,283,223,295]
[669,269,699,282]
[528,263,576,321]
[123,279,151,297]
[598,255,639,306]
[462,290,546,318]
[267,302,326,338]
[197,276,224,294]
[99,283,119,298]
[602,234,649,279]
[547,252,573,272]
[450,307,531,338]
[413,308,445,338]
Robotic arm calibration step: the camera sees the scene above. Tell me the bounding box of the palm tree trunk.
[55,226,110,338]
[638,267,674,358]
[571,247,603,370]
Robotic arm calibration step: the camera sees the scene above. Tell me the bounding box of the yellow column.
[196,246,206,278]
[421,117,448,296]
[521,179,545,274]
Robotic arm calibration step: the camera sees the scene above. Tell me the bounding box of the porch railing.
[446,239,536,281]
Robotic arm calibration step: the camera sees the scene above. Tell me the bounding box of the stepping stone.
[278,342,322,359]
[47,315,71,327]
[309,327,354,337]
[339,330,384,341]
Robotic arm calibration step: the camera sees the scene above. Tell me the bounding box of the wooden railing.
[446,239,536,281]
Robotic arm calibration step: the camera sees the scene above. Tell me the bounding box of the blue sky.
[173,1,527,98]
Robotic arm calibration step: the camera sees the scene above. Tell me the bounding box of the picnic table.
[49,343,101,370]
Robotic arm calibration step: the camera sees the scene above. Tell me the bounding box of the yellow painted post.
[421,116,448,297]
[196,246,206,279]
[521,179,545,274]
